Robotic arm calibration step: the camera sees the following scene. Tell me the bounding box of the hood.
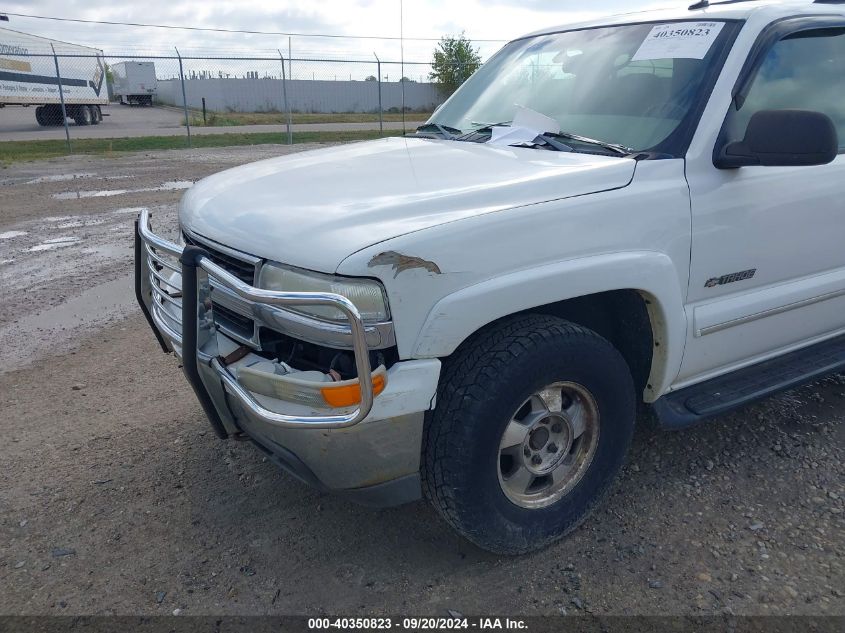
[180,136,636,273]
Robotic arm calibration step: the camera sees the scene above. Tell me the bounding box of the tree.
[364,75,377,82]
[429,33,482,95]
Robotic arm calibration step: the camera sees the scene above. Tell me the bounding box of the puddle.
[25,173,96,185]
[155,181,194,191]
[82,243,132,259]
[28,244,76,252]
[27,236,81,252]
[52,181,193,200]
[0,231,28,240]
[52,190,130,200]
[0,273,135,372]
[56,219,106,229]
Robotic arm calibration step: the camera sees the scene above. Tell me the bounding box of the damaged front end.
[134,209,440,506]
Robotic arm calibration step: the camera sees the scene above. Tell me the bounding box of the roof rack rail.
[692,0,845,8]
[689,0,793,10]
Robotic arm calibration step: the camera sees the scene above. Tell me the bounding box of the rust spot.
[368,251,442,278]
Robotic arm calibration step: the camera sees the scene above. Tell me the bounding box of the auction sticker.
[632,22,725,61]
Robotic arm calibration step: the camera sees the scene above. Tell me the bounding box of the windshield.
[431,21,735,153]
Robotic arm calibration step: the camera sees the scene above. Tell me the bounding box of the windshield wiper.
[455,122,513,142]
[544,131,634,156]
[469,120,512,131]
[512,134,574,153]
[459,123,634,155]
[413,123,462,139]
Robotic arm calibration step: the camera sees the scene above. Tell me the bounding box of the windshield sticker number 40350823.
[632,22,725,62]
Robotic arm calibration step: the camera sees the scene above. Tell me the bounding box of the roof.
[0,26,104,55]
[519,0,845,40]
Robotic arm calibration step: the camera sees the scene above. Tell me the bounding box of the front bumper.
[134,210,440,506]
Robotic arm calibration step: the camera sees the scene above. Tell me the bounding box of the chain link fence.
[0,49,476,152]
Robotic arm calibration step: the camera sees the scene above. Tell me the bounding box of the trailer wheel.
[42,105,64,126]
[35,106,48,126]
[74,105,94,126]
[92,106,103,124]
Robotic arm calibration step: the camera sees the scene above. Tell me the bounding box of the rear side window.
[724,28,845,150]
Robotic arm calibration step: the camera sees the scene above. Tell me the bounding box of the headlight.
[258,262,390,323]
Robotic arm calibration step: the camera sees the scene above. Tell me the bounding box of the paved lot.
[0,104,183,136]
[0,105,421,141]
[0,146,842,617]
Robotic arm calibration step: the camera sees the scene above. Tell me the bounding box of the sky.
[1,0,680,63]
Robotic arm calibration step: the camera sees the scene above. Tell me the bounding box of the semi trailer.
[112,61,157,106]
[0,27,108,126]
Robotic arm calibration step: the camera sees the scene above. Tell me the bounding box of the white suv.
[136,0,845,554]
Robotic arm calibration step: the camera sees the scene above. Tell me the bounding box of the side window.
[724,28,845,150]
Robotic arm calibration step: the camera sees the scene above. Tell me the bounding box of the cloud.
[1,0,680,62]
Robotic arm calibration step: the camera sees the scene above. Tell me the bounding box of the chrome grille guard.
[134,208,376,431]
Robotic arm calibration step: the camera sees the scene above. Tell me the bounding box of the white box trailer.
[112,61,157,106]
[0,27,108,126]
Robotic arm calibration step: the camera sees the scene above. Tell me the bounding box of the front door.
[680,21,845,385]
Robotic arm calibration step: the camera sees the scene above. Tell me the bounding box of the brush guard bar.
[134,208,376,433]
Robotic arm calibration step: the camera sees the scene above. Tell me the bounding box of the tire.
[421,314,636,555]
[74,105,94,126]
[40,105,64,126]
[35,106,48,126]
[92,106,102,124]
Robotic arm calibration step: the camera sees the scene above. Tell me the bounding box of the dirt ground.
[0,146,842,617]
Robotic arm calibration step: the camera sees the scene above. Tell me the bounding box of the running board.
[653,335,845,429]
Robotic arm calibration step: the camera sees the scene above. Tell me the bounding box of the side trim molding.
[698,287,845,337]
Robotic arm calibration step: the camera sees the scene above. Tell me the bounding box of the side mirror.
[714,109,839,169]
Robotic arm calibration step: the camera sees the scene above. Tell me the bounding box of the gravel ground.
[0,146,842,617]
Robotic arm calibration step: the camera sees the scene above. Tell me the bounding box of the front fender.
[412,251,686,400]
[337,160,692,401]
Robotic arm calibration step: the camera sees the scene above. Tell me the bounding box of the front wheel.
[422,315,636,555]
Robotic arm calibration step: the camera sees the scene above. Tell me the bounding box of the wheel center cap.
[522,413,574,475]
[529,426,550,450]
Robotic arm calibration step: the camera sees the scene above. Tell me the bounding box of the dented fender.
[409,252,687,400]
[338,161,692,401]
[368,251,442,278]
[348,248,686,401]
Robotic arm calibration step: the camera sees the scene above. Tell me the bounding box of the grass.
[0,130,404,165]
[188,111,433,127]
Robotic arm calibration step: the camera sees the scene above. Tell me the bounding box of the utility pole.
[400,0,406,134]
[278,50,292,145]
[373,52,383,134]
[175,47,192,147]
[50,44,72,153]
